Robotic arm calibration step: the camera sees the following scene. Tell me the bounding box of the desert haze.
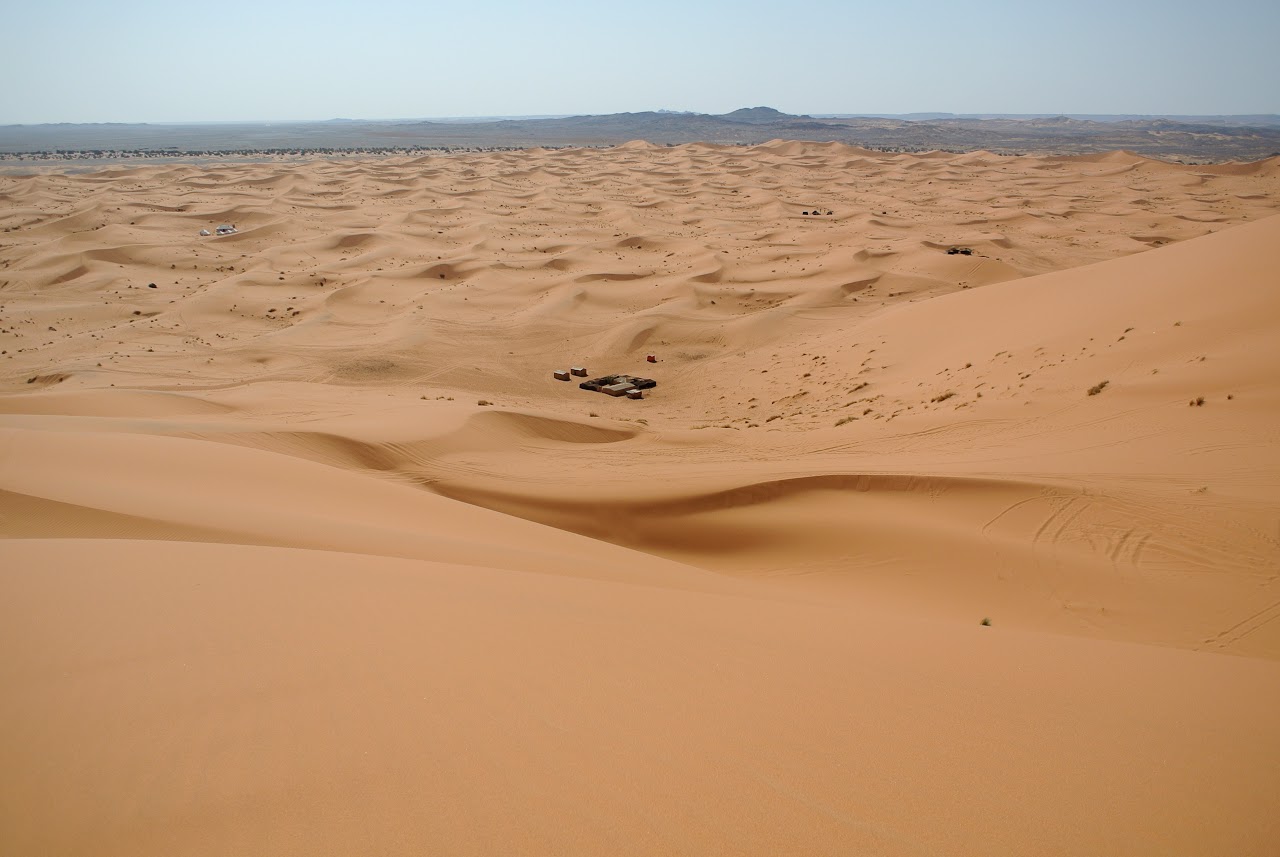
[2,140,1279,855]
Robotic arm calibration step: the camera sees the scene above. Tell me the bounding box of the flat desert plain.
[2,141,1279,856]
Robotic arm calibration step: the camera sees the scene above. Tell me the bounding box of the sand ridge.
[3,142,1280,855]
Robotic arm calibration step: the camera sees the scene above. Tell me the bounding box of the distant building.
[215,224,237,235]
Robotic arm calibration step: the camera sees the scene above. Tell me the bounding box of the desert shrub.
[1087,381,1109,396]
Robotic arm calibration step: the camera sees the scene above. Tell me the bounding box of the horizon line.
[5,109,1280,127]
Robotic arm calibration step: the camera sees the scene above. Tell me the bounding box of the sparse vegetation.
[980,617,992,627]
[931,391,956,403]
[835,416,856,426]
[1190,396,1205,407]
[1087,380,1109,396]
[477,400,492,406]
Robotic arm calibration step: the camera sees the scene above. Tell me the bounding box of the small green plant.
[1087,380,1109,396]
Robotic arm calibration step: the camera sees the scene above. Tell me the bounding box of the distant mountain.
[4,109,1279,163]
[718,106,808,124]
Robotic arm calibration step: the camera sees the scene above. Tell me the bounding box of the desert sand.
[2,141,1279,855]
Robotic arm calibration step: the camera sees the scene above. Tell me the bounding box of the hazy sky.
[2,0,1276,123]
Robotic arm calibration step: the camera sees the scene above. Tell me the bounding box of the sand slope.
[5,538,1279,857]
[2,143,1279,855]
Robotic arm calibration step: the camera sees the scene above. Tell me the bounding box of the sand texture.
[3,142,1279,855]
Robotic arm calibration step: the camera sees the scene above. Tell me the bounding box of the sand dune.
[2,142,1279,855]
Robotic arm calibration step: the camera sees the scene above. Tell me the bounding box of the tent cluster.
[577,373,657,399]
[552,366,657,399]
